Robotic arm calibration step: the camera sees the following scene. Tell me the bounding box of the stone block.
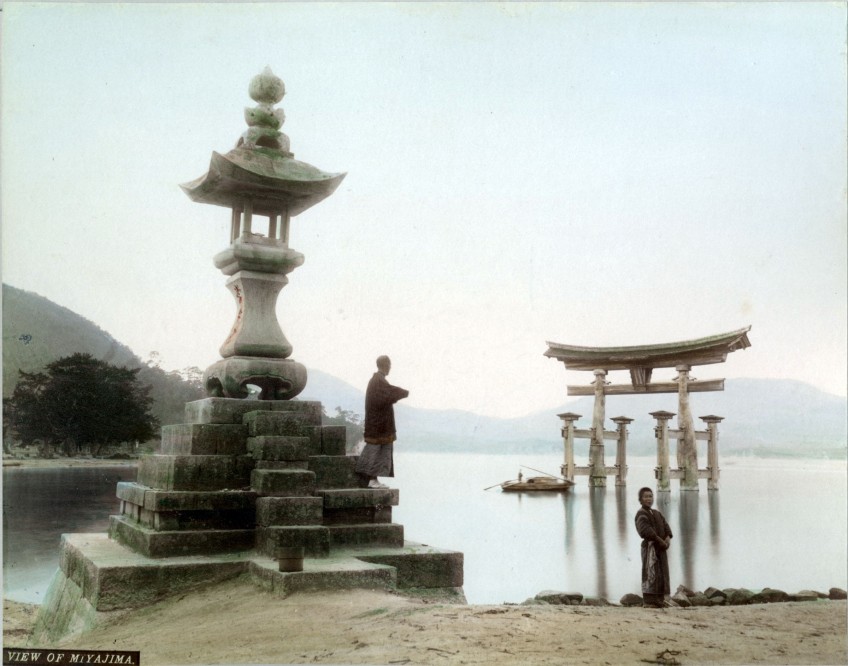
[619,593,643,607]
[116,481,147,506]
[255,460,308,470]
[248,558,395,597]
[323,506,392,525]
[247,436,311,461]
[308,456,359,489]
[244,411,307,437]
[139,488,257,512]
[109,516,254,558]
[185,398,272,424]
[251,469,315,496]
[355,545,464,589]
[161,424,248,455]
[137,455,254,491]
[327,523,404,548]
[317,488,399,509]
[829,587,847,600]
[256,497,323,526]
[256,525,330,558]
[321,426,347,456]
[271,400,323,426]
[136,506,255,531]
[301,427,324,456]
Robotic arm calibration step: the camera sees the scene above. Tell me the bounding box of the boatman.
[355,355,409,489]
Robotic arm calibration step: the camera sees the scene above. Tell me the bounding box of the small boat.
[501,476,574,492]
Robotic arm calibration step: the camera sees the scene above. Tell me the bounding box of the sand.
[4,579,846,665]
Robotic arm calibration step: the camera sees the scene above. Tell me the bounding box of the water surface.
[3,454,845,605]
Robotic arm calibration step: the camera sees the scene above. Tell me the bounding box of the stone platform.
[32,397,465,645]
[32,533,464,644]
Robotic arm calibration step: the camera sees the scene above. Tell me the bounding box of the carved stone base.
[204,356,307,400]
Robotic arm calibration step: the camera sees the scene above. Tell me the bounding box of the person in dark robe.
[635,486,673,608]
[355,355,409,489]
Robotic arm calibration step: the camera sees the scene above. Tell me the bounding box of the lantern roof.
[181,67,345,217]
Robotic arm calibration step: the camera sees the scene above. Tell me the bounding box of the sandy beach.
[4,578,846,666]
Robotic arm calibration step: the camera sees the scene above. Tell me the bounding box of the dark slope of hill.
[3,284,139,395]
[2,284,203,427]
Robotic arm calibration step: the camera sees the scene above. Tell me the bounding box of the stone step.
[323,506,393,525]
[256,525,330,558]
[327,523,404,548]
[308,455,359,489]
[254,461,309,470]
[160,423,248,455]
[251,469,315,496]
[244,411,307,437]
[316,488,399,509]
[249,557,395,598]
[256,497,323,527]
[185,398,322,426]
[247,436,311,461]
[137,455,254,491]
[109,515,254,558]
[345,542,465,590]
[116,483,256,512]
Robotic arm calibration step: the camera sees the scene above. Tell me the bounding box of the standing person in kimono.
[635,486,673,608]
[355,355,409,489]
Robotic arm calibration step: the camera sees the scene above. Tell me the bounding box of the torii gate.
[544,327,751,491]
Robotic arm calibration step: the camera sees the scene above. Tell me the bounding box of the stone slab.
[57,533,251,610]
[137,455,254,491]
[116,483,256,511]
[109,516,254,558]
[308,455,359,489]
[346,542,465,589]
[247,436,312,461]
[256,525,330,558]
[185,398,272,425]
[317,488,399,509]
[251,468,315,496]
[328,523,404,548]
[249,556,395,597]
[256,497,323,526]
[161,423,248,455]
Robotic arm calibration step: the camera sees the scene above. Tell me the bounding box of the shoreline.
[2,457,140,469]
[4,583,846,665]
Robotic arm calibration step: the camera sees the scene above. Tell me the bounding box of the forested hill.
[3,284,139,394]
[3,284,203,426]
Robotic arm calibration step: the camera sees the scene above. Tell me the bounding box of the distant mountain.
[5,284,845,457]
[301,367,847,458]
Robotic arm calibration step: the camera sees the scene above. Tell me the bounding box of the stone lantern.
[181,67,345,400]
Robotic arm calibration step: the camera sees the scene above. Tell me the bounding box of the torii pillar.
[675,364,699,491]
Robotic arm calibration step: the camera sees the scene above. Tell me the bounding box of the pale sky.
[2,2,846,418]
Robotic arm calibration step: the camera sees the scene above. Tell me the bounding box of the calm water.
[3,454,846,605]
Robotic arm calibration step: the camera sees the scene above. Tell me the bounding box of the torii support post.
[651,410,675,493]
[675,365,699,491]
[700,415,724,490]
[589,369,608,487]
[558,412,581,483]
[611,416,633,487]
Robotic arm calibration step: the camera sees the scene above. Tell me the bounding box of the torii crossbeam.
[545,327,751,490]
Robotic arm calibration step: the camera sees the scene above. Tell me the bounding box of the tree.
[322,406,364,454]
[4,353,158,456]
